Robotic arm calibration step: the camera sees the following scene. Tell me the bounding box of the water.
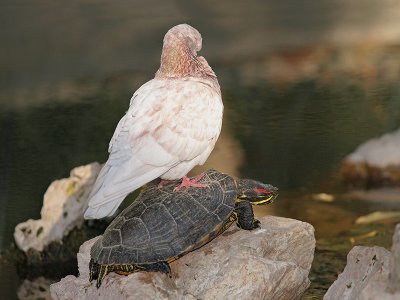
[2,1,400,299]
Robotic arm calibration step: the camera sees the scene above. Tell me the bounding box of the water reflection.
[227,79,400,190]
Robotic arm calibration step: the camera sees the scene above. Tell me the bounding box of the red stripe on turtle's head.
[254,188,270,194]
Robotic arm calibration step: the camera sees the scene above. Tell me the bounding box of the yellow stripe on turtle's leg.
[128,264,139,272]
[232,211,239,226]
[108,265,115,272]
[214,214,236,236]
[121,264,127,272]
[96,265,109,288]
[115,264,131,276]
[89,259,95,282]
[136,264,148,272]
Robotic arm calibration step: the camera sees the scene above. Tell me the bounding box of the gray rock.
[50,216,315,300]
[324,224,400,300]
[323,246,392,300]
[14,162,102,252]
[340,129,400,187]
[388,224,400,293]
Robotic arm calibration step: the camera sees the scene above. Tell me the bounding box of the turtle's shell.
[90,169,237,265]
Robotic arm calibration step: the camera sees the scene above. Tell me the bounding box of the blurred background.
[1,0,400,298]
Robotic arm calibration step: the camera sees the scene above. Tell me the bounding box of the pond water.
[1,1,400,299]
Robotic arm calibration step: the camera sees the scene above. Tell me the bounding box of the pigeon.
[84,24,223,219]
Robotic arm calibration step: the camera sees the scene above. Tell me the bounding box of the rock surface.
[324,224,400,300]
[14,162,102,252]
[388,224,400,293]
[50,216,315,300]
[340,129,400,187]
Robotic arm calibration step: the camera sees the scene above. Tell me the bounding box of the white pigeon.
[84,24,223,219]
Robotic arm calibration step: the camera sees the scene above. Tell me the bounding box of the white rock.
[345,128,400,168]
[50,216,316,300]
[324,224,400,300]
[14,162,102,252]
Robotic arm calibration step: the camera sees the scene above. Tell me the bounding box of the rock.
[388,224,400,293]
[355,211,400,225]
[347,188,400,206]
[324,224,400,300]
[323,246,392,300]
[340,129,400,187]
[14,162,102,252]
[50,216,315,300]
[17,276,55,300]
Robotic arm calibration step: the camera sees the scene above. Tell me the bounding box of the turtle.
[89,169,278,288]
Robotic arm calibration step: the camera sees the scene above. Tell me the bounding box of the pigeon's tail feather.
[84,159,169,219]
[84,197,123,220]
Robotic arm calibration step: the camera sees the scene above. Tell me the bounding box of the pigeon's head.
[163,24,202,56]
[157,24,216,80]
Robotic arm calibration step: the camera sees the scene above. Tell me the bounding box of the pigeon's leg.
[158,179,176,188]
[174,173,207,191]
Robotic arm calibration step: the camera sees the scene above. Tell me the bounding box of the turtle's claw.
[252,219,261,229]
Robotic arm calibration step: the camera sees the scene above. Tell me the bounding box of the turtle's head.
[236,179,278,205]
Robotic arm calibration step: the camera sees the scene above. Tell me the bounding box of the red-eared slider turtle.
[89,169,278,288]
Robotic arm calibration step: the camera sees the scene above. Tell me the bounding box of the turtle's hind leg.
[114,264,138,275]
[89,259,109,288]
[96,264,109,288]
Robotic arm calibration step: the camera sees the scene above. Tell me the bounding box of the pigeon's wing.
[84,80,174,219]
[140,78,223,170]
[84,79,223,219]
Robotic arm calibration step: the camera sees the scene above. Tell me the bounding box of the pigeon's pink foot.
[174,173,207,191]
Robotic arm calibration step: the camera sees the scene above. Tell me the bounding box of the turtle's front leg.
[234,201,260,230]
